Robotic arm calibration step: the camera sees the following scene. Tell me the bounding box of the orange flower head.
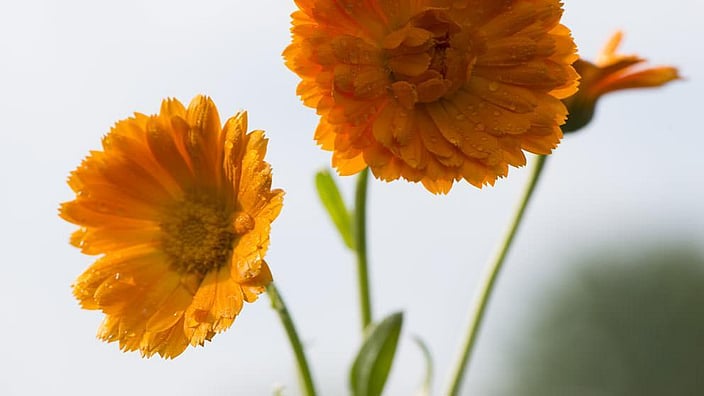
[285,0,578,193]
[563,31,680,132]
[60,96,284,358]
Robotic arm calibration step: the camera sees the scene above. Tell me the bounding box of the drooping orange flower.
[60,96,284,358]
[284,0,578,193]
[563,31,680,132]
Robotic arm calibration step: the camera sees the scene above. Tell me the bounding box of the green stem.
[267,283,317,396]
[445,155,548,396]
[354,167,373,330]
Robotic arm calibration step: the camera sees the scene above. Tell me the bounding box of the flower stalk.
[267,283,317,396]
[445,154,548,396]
[354,168,373,330]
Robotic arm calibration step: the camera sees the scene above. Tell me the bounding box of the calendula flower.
[60,96,284,358]
[285,0,578,193]
[563,31,680,132]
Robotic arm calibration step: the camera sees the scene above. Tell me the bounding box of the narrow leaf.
[412,336,434,396]
[350,312,404,396]
[315,169,354,249]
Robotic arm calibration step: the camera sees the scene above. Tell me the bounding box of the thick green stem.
[445,155,548,396]
[354,167,373,330]
[267,283,317,396]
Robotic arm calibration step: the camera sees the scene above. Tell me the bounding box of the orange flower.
[285,0,578,193]
[60,96,284,358]
[563,31,680,132]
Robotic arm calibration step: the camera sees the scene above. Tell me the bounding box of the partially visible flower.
[285,0,578,193]
[563,31,680,132]
[60,96,284,358]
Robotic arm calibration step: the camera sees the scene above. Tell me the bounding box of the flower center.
[160,192,238,276]
[383,9,473,109]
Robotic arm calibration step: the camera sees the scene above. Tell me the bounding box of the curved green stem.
[267,283,317,396]
[445,154,548,396]
[354,167,373,330]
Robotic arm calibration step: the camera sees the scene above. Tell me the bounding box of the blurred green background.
[494,243,704,396]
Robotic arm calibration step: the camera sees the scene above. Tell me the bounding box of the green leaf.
[315,169,354,249]
[412,336,433,396]
[350,312,404,396]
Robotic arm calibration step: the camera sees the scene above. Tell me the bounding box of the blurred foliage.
[412,336,434,396]
[350,312,404,396]
[505,244,704,396]
[315,169,354,249]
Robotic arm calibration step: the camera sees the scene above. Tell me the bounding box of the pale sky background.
[0,1,701,395]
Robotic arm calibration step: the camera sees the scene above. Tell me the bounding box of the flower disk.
[60,96,284,358]
[285,0,578,193]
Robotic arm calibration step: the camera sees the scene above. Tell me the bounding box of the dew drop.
[475,123,485,131]
[488,82,499,92]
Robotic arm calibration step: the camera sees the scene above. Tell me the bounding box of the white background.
[0,1,700,395]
